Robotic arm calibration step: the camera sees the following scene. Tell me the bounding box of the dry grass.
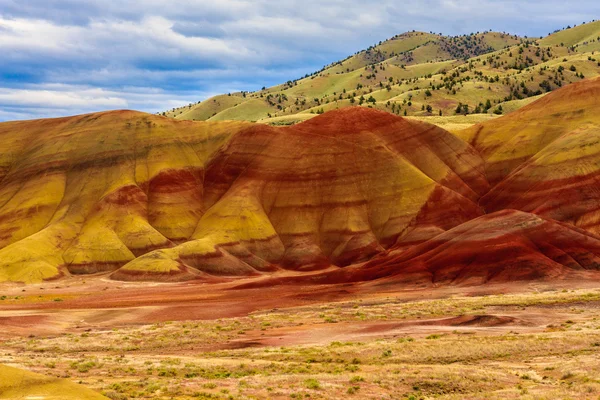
[3,287,600,399]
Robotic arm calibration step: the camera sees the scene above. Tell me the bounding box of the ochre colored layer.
[0,111,247,283]
[457,78,600,235]
[120,107,487,278]
[456,77,600,185]
[0,364,108,399]
[238,210,600,287]
[0,107,486,283]
[2,78,600,287]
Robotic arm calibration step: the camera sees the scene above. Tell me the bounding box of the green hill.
[163,21,600,124]
[540,19,600,49]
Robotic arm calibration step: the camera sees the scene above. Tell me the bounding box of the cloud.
[0,83,210,120]
[0,0,598,120]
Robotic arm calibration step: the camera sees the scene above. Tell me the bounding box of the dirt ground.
[2,275,600,399]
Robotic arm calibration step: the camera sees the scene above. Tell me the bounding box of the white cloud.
[0,84,206,119]
[0,87,127,108]
[0,15,258,65]
[0,17,85,54]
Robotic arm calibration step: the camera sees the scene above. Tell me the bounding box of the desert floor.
[2,275,600,399]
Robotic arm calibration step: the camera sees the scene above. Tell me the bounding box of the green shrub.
[305,378,321,390]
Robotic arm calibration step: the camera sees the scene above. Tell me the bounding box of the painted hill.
[456,74,600,182]
[238,77,600,288]
[241,209,600,288]
[0,107,487,283]
[458,77,600,235]
[366,209,600,285]
[0,77,600,286]
[0,364,108,399]
[115,107,488,281]
[164,21,600,124]
[0,112,250,282]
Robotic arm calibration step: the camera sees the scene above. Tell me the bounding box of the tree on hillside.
[484,99,492,112]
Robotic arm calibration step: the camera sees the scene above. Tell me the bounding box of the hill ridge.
[164,21,600,129]
[0,48,600,287]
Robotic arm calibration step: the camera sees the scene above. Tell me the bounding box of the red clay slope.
[2,78,600,287]
[238,209,600,288]
[0,107,489,283]
[238,79,600,288]
[116,107,489,280]
[365,209,600,286]
[458,77,600,236]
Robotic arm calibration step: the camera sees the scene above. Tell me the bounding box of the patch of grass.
[347,385,360,394]
[304,378,321,390]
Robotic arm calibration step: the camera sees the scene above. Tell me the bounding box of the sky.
[0,0,598,121]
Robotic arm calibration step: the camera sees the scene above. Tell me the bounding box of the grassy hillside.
[169,94,245,120]
[164,21,600,124]
[540,19,600,48]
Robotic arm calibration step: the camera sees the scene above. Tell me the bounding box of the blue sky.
[0,0,598,121]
